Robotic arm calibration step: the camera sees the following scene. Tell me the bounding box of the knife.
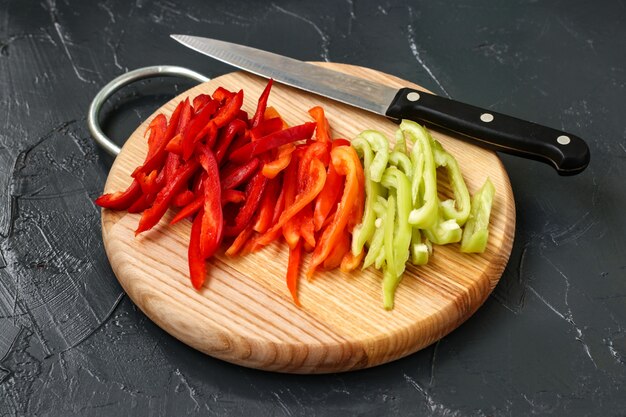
[171,34,590,175]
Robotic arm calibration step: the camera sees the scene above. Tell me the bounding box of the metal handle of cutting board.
[87,65,209,156]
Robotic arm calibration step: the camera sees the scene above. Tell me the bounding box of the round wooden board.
[102,63,515,374]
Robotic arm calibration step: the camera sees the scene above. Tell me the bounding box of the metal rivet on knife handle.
[480,113,494,123]
[557,135,571,145]
[406,92,421,102]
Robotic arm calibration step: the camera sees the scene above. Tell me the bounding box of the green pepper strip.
[381,166,412,275]
[461,178,495,253]
[362,197,387,269]
[423,202,463,245]
[351,138,383,256]
[381,192,399,310]
[403,121,437,229]
[388,151,412,179]
[393,129,407,155]
[431,139,471,226]
[410,227,429,265]
[356,130,389,182]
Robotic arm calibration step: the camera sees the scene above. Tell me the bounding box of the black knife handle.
[385,88,590,175]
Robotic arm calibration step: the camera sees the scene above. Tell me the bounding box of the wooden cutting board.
[101,63,515,374]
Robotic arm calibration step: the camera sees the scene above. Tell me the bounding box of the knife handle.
[385,88,590,175]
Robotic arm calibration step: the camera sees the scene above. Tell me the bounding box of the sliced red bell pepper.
[170,195,203,225]
[228,122,316,164]
[332,138,351,148]
[95,179,142,210]
[220,158,260,190]
[322,229,350,270]
[340,250,365,273]
[181,99,219,160]
[165,133,183,154]
[136,159,200,235]
[313,162,343,231]
[308,106,331,143]
[298,205,316,248]
[286,240,302,306]
[196,146,223,258]
[265,106,288,129]
[133,99,191,178]
[255,158,326,247]
[223,168,268,237]
[212,90,244,128]
[188,209,206,290]
[307,146,361,278]
[212,86,234,103]
[214,119,248,165]
[250,117,283,141]
[172,189,194,207]
[297,141,330,186]
[253,175,280,233]
[222,189,245,204]
[261,143,295,179]
[251,79,273,129]
[225,224,255,257]
[192,94,212,112]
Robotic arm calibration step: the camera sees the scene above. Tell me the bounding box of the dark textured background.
[1,0,625,415]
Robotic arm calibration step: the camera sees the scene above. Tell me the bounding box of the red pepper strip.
[137,170,159,195]
[313,162,343,231]
[133,99,190,178]
[308,106,331,143]
[172,190,194,207]
[126,194,151,213]
[220,158,260,190]
[212,86,234,103]
[201,121,219,149]
[193,94,211,112]
[256,158,326,247]
[196,146,223,258]
[188,209,207,290]
[253,176,280,233]
[164,152,183,183]
[181,100,219,160]
[213,90,244,128]
[170,196,202,225]
[261,143,295,179]
[136,160,200,235]
[265,106,288,129]
[307,146,361,278]
[251,79,274,129]
[222,131,251,163]
[95,180,142,210]
[340,250,365,273]
[347,147,366,230]
[250,117,283,141]
[229,122,316,164]
[286,240,302,306]
[297,142,330,189]
[192,171,206,195]
[225,224,255,257]
[223,169,268,237]
[332,138,351,148]
[249,172,287,251]
[214,119,248,165]
[165,133,183,154]
[323,229,350,270]
[222,189,245,205]
[95,114,168,209]
[298,205,316,248]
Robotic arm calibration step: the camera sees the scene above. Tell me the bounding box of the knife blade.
[171,34,590,175]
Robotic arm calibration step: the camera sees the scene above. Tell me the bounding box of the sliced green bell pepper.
[461,178,495,253]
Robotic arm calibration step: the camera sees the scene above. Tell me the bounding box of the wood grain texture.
[101,63,515,374]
